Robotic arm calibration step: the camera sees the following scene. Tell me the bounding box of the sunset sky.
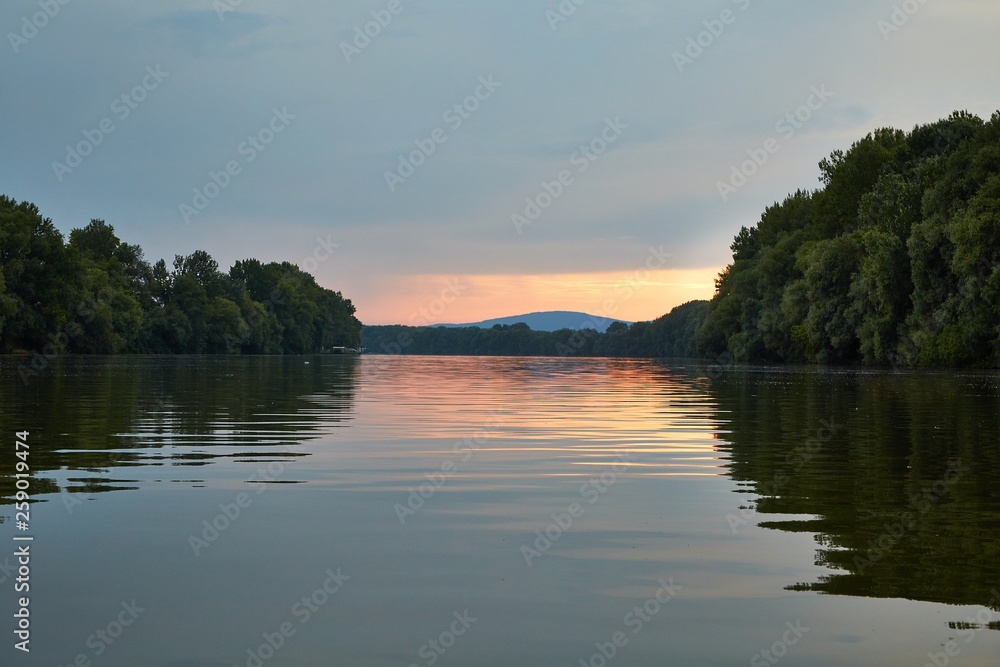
[2,0,998,324]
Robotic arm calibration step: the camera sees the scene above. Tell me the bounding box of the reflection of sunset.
[338,356,727,483]
[357,268,720,325]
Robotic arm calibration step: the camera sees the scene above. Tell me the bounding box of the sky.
[2,0,998,325]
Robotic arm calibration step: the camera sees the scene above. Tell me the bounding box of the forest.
[362,300,706,359]
[697,109,1000,367]
[367,110,1000,367]
[0,197,361,365]
[5,110,998,368]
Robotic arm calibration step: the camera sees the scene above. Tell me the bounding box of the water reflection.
[705,365,1000,616]
[1,353,998,661]
[0,355,359,499]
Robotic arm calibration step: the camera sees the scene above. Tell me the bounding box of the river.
[1,355,998,666]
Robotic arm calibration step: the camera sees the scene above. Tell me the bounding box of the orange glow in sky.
[357,267,721,326]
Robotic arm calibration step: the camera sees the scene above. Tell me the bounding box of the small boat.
[323,346,361,355]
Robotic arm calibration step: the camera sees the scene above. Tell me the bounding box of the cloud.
[146,9,287,58]
[2,0,999,323]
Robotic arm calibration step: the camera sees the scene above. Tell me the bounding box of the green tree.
[699,110,1000,368]
[0,196,74,351]
[67,219,148,353]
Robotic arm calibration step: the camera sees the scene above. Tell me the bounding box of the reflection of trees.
[707,367,1000,613]
[0,356,359,502]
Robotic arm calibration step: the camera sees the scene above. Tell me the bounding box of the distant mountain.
[436,311,629,333]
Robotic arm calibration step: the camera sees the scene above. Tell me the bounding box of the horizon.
[370,308,638,329]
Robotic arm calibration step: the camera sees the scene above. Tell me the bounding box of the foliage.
[0,198,360,355]
[697,110,1000,367]
[365,111,999,367]
[6,111,996,367]
[362,300,709,359]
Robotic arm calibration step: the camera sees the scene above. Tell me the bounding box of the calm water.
[1,355,999,666]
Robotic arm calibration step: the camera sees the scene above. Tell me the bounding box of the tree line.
[1,197,361,368]
[6,109,996,367]
[362,301,706,359]
[366,110,1000,367]
[698,109,1000,367]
